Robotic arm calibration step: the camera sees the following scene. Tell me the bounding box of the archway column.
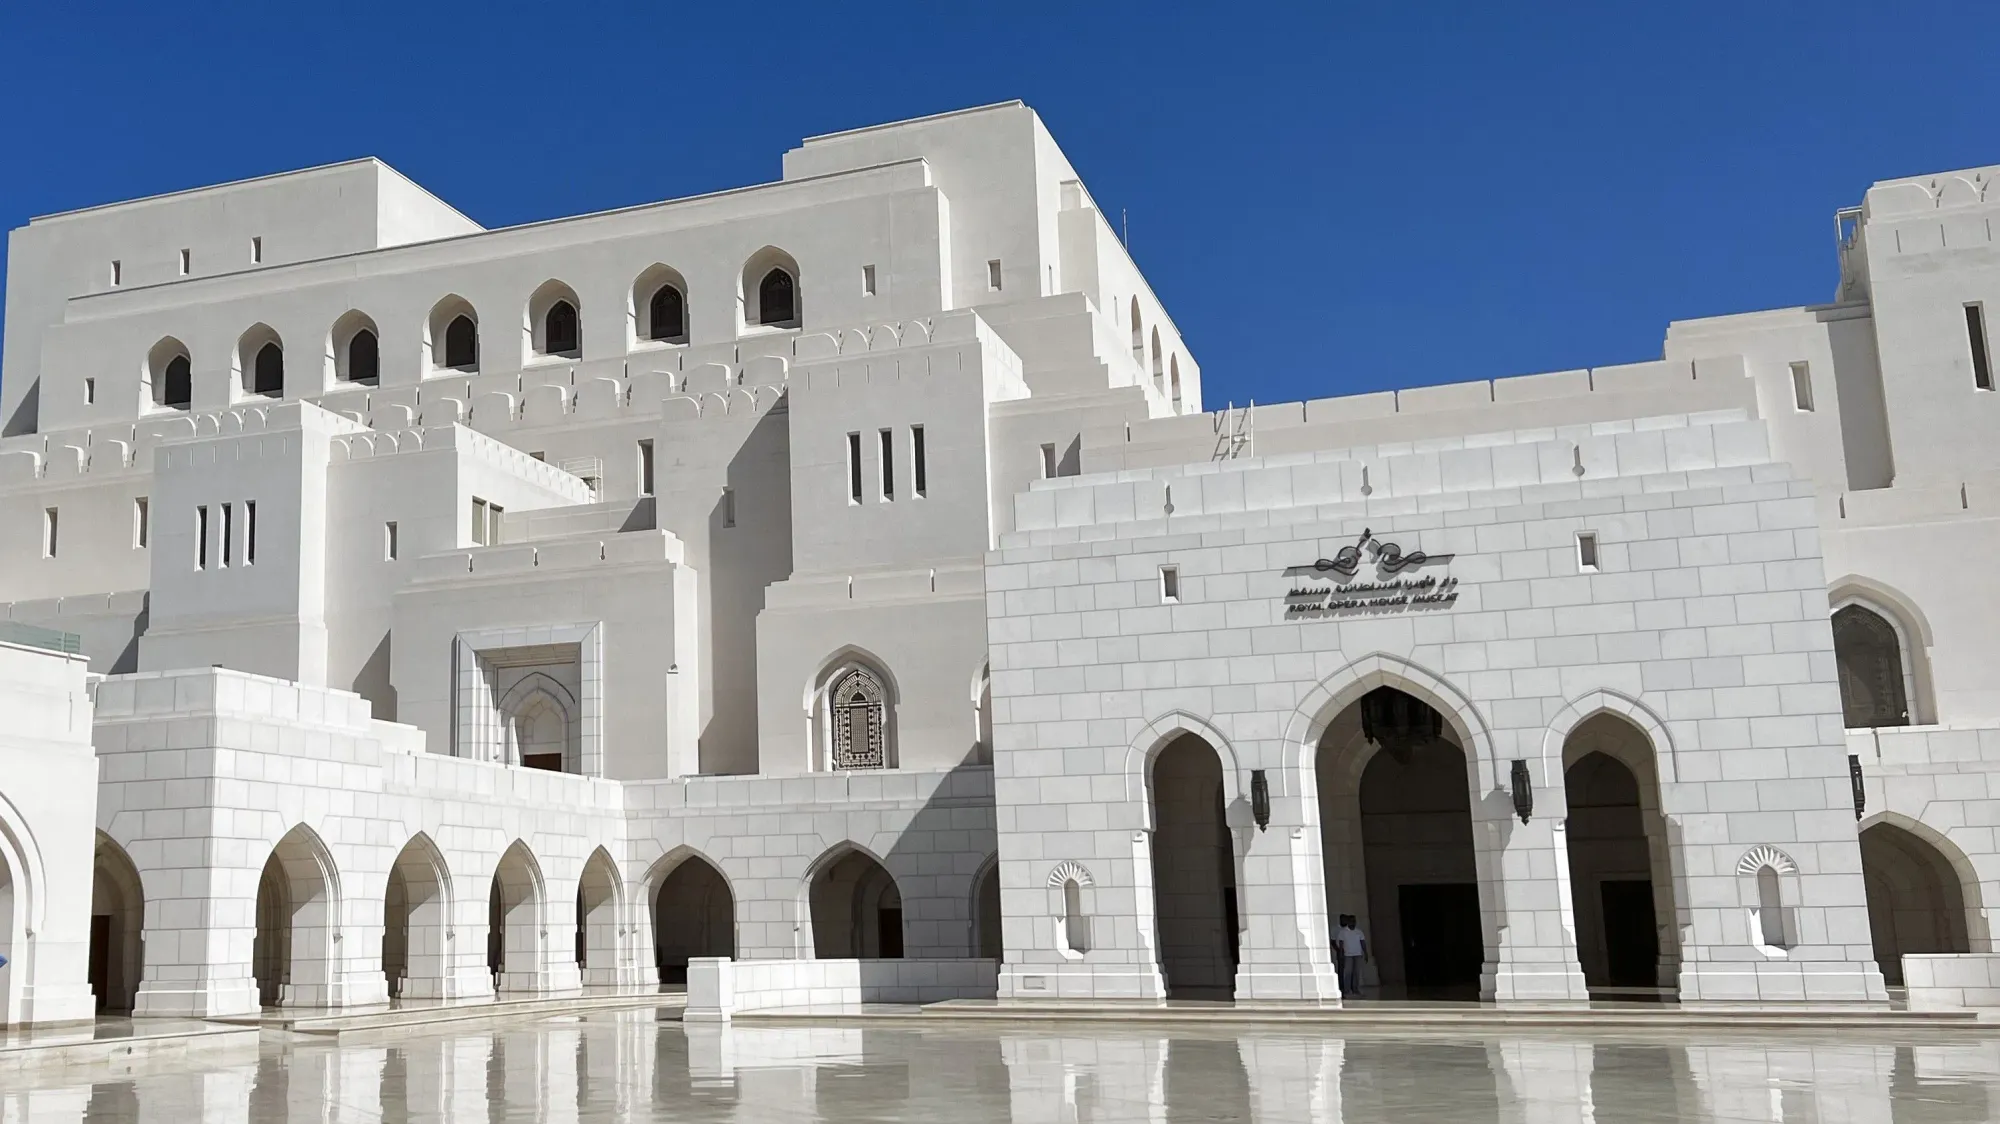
[1229,750,1341,1003]
[132,871,263,1018]
[1473,785,1591,1003]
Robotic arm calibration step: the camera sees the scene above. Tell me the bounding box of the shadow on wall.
[698,403,793,776]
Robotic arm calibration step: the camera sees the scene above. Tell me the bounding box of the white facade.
[0,102,1997,1021]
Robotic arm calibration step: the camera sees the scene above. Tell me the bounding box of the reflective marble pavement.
[5,1009,2000,1122]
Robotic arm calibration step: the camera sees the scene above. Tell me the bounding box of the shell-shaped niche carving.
[1735,844,1798,876]
[1046,860,1095,888]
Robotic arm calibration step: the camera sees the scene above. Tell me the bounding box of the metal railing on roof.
[0,621,82,655]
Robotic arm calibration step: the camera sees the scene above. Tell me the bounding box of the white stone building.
[0,101,1997,1021]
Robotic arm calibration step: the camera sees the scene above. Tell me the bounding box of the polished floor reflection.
[5,1009,2000,1122]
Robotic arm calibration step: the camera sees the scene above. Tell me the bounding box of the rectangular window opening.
[245,500,257,565]
[987,259,1003,291]
[41,507,57,558]
[879,428,895,500]
[110,260,122,286]
[83,377,96,405]
[133,497,149,549]
[471,498,488,545]
[638,439,655,496]
[1968,303,1994,391]
[250,236,263,264]
[220,503,233,567]
[1160,564,1180,603]
[722,487,736,528]
[384,521,399,561]
[178,248,190,275]
[1576,531,1600,572]
[196,505,209,569]
[487,501,503,546]
[862,264,877,296]
[911,425,927,497]
[1041,442,1058,479]
[847,432,863,504]
[1789,361,1814,411]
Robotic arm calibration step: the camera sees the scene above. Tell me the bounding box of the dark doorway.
[1601,880,1660,988]
[1397,883,1482,995]
[1149,733,1237,998]
[877,908,904,958]
[89,914,112,1010]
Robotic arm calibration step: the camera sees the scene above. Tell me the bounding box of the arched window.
[1170,355,1183,409]
[1129,299,1143,360]
[164,355,192,408]
[254,343,284,396]
[444,315,478,370]
[1833,604,1910,728]
[648,285,686,343]
[543,300,580,357]
[758,268,797,327]
[1063,879,1090,954]
[828,667,886,770]
[1757,867,1787,948]
[348,330,379,384]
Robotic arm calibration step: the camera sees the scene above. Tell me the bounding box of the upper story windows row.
[130,251,808,411]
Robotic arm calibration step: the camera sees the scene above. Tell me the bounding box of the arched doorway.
[809,849,903,959]
[489,840,545,994]
[1148,733,1237,999]
[383,834,450,1000]
[973,859,1002,960]
[1861,821,1974,985]
[575,848,621,986]
[253,825,339,1008]
[1318,687,1482,998]
[1561,712,1679,995]
[653,854,735,986]
[90,833,145,1012]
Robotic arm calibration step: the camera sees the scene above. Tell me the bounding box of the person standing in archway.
[1335,914,1368,998]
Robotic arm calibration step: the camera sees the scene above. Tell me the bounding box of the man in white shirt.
[1334,914,1368,998]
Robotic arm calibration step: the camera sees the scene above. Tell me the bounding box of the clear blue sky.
[4,1,1997,409]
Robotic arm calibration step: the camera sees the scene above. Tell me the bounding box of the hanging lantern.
[1849,754,1866,821]
[1250,769,1271,831]
[1358,687,1443,761]
[1510,759,1534,824]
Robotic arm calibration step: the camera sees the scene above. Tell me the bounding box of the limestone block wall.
[986,412,1886,1004]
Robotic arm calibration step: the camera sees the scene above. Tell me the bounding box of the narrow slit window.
[1041,442,1057,479]
[722,487,736,528]
[84,377,95,405]
[879,428,895,500]
[1160,564,1180,603]
[1968,303,1994,391]
[638,439,655,496]
[862,264,877,296]
[42,507,57,558]
[847,432,863,504]
[384,521,399,561]
[1789,361,1814,411]
[220,503,233,567]
[250,236,263,263]
[987,259,1002,290]
[911,425,927,497]
[1576,531,1599,572]
[245,501,256,565]
[110,260,122,286]
[133,497,149,548]
[471,498,488,545]
[196,506,208,569]
[178,248,190,275]
[486,502,503,547]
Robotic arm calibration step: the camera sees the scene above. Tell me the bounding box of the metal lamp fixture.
[1849,754,1866,821]
[1510,759,1533,824]
[1250,769,1271,832]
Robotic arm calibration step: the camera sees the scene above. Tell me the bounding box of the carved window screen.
[830,668,886,769]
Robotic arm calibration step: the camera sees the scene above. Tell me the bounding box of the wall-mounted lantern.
[1251,769,1270,832]
[1510,759,1533,824]
[1849,753,1866,821]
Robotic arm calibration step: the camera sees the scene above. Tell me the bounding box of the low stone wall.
[684,957,998,1020]
[1902,954,2000,1009]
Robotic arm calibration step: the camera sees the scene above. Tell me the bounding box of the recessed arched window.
[648,285,686,342]
[347,330,379,384]
[828,667,887,770]
[1833,604,1910,728]
[544,300,580,357]
[164,355,193,408]
[444,315,478,370]
[758,268,796,327]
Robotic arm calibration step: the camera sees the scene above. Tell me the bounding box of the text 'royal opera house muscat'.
[6,100,2000,1026]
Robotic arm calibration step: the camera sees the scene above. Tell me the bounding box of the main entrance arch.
[1148,733,1238,998]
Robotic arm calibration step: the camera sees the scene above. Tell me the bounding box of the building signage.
[1284,528,1459,616]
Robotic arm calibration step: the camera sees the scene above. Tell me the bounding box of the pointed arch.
[803,841,902,959]
[1121,710,1246,813]
[254,823,342,1007]
[1287,652,1499,789]
[1829,576,1933,725]
[235,323,284,398]
[327,309,381,387]
[806,647,899,771]
[575,846,623,985]
[645,845,735,986]
[426,294,479,372]
[1859,809,1990,955]
[384,831,451,1000]
[741,246,801,329]
[972,853,1003,961]
[91,831,146,1012]
[0,790,47,1026]
[1544,688,1678,782]
[526,279,582,360]
[632,263,689,345]
[145,336,192,411]
[496,671,578,772]
[490,838,547,994]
